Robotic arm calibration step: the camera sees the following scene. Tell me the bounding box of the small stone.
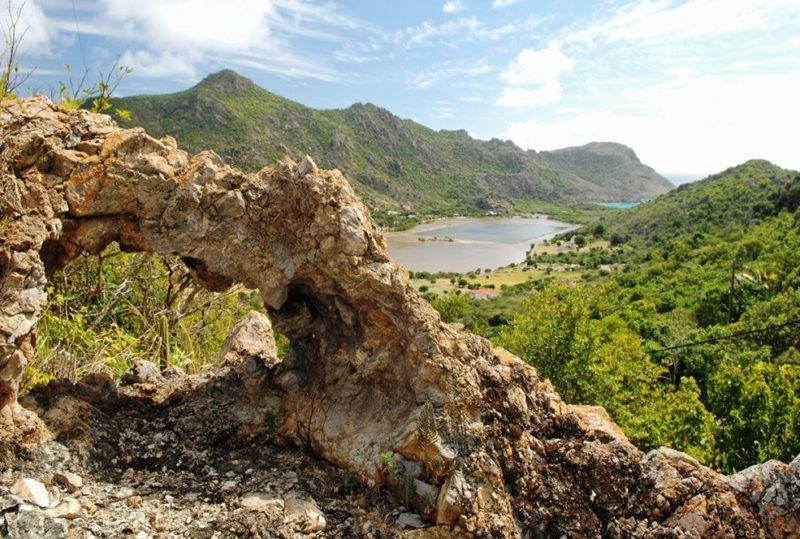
[10,478,50,508]
[150,513,166,531]
[126,495,144,508]
[53,471,83,493]
[121,360,163,385]
[297,155,318,178]
[396,512,426,529]
[45,497,82,519]
[338,207,369,256]
[220,480,239,491]
[241,492,284,515]
[214,190,246,218]
[79,497,97,514]
[283,492,326,533]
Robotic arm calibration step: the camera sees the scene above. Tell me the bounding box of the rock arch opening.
[1,97,796,536]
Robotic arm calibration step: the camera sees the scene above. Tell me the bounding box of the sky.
[4,0,800,177]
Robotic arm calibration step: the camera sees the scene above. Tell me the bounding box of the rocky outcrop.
[1,97,797,537]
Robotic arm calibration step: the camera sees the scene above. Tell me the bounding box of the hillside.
[489,159,800,472]
[110,70,672,216]
[540,141,674,201]
[601,159,799,248]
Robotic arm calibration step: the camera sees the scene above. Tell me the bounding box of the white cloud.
[492,0,519,8]
[1,0,54,56]
[506,72,800,173]
[399,17,480,46]
[435,104,457,118]
[501,43,572,86]
[98,0,277,52]
[497,42,572,107]
[409,60,491,89]
[395,16,536,47]
[587,0,800,44]
[119,50,198,79]
[443,1,463,14]
[497,83,561,107]
[41,0,369,82]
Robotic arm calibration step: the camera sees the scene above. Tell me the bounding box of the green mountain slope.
[485,160,800,471]
[602,159,798,247]
[111,70,672,215]
[540,142,674,201]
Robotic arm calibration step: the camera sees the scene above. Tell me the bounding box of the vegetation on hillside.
[424,160,800,472]
[109,70,672,223]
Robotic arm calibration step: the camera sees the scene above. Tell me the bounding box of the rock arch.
[1,97,797,537]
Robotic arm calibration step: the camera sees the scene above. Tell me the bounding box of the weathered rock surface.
[219,310,279,367]
[9,478,50,508]
[4,507,68,539]
[1,96,798,537]
[729,457,800,538]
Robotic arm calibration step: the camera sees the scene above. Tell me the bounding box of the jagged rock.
[283,491,326,533]
[10,478,50,508]
[4,507,68,539]
[297,155,318,178]
[0,96,797,537]
[729,459,800,538]
[45,496,81,519]
[120,360,163,385]
[219,310,278,367]
[52,471,83,493]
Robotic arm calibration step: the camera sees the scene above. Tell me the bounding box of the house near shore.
[468,288,499,300]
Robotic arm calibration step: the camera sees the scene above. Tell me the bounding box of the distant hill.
[600,159,799,247]
[111,70,673,215]
[540,142,673,201]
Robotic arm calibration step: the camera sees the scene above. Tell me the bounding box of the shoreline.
[385,215,581,273]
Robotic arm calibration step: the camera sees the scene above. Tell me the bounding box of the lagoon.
[599,202,640,209]
[386,216,578,273]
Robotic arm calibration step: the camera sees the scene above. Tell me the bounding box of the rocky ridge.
[0,97,798,537]
[110,70,673,213]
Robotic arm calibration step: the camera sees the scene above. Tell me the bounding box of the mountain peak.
[112,76,673,209]
[197,70,256,93]
[555,142,639,162]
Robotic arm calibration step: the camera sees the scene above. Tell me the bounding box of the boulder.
[10,478,50,508]
[219,311,279,367]
[4,507,68,539]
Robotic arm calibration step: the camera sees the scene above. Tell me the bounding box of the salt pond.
[385,216,578,273]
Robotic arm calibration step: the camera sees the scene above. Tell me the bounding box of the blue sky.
[6,0,800,176]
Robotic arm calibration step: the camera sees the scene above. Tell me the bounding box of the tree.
[496,285,715,460]
[431,292,471,323]
[1,1,32,99]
